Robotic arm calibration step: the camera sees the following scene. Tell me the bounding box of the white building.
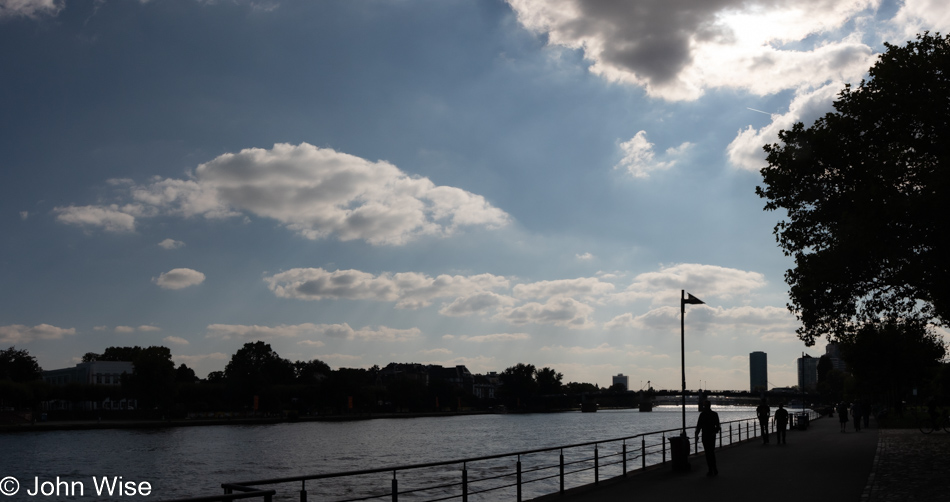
[42,361,133,386]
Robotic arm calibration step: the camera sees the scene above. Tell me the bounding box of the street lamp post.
[680,289,705,433]
[671,289,704,473]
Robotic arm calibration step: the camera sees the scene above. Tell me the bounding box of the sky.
[2,0,948,391]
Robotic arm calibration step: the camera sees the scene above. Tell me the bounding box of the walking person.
[773,402,789,444]
[837,402,849,432]
[852,401,862,431]
[695,400,721,476]
[756,399,771,443]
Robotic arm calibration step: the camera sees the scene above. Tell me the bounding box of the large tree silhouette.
[757,33,950,345]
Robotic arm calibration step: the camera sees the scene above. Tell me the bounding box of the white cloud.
[206,322,421,343]
[605,313,636,330]
[158,238,185,250]
[19,211,28,220]
[507,0,878,101]
[59,143,510,246]
[297,340,326,347]
[53,204,137,233]
[892,0,950,38]
[438,292,517,317]
[448,333,531,343]
[421,348,453,355]
[727,83,843,171]
[513,277,615,300]
[576,252,594,261]
[0,0,61,19]
[540,343,617,355]
[615,131,692,178]
[618,304,798,340]
[0,324,75,344]
[495,296,596,329]
[164,336,190,345]
[153,268,206,290]
[612,263,767,304]
[115,326,135,333]
[265,268,509,309]
[138,325,161,332]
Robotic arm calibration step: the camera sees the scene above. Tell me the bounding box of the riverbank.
[0,409,498,433]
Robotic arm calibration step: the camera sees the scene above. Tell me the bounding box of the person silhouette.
[695,400,721,476]
[756,399,771,444]
[773,402,789,444]
[836,402,849,432]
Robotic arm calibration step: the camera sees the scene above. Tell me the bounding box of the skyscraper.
[798,354,819,391]
[749,351,768,393]
[612,373,629,391]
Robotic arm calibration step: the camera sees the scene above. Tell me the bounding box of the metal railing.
[159,410,819,502]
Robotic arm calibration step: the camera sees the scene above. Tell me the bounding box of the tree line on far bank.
[0,342,636,419]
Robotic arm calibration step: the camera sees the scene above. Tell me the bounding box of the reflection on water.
[2,406,761,501]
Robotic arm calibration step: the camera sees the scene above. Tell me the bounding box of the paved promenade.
[533,415,923,502]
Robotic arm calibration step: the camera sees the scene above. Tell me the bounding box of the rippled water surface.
[2,406,767,501]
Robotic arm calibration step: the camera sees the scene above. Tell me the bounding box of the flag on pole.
[683,292,704,305]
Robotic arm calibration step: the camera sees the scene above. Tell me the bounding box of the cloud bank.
[55,143,509,246]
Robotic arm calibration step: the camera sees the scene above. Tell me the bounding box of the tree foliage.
[0,347,42,382]
[224,341,296,396]
[756,33,950,345]
[838,318,946,402]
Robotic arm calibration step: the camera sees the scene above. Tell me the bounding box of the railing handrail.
[226,414,775,487]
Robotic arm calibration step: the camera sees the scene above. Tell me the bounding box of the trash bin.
[668,433,691,472]
[797,413,809,430]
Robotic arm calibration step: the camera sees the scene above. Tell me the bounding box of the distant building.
[798,354,819,391]
[612,374,629,391]
[749,351,768,393]
[42,361,133,386]
[824,343,847,372]
[41,361,136,411]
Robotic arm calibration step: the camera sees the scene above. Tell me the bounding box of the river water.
[2,405,768,501]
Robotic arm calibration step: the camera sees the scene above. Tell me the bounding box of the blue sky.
[2,0,947,389]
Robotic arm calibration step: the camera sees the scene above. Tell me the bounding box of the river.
[1,405,770,501]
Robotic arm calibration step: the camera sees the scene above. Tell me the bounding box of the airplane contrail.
[746,107,772,115]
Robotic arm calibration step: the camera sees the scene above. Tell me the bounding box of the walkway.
[533,415,880,502]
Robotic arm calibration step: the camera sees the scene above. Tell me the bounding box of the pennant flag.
[683,292,705,305]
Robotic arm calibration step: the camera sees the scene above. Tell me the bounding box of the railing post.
[594,445,599,485]
[746,422,750,441]
[622,441,627,475]
[264,494,272,502]
[719,426,723,448]
[300,480,307,502]
[559,449,564,495]
[517,455,522,502]
[392,470,398,502]
[641,437,646,470]
[462,462,468,502]
[729,424,733,444]
[662,433,666,464]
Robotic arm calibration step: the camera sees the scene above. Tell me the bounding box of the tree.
[0,347,42,382]
[175,363,199,384]
[294,359,331,384]
[838,317,946,403]
[224,341,295,402]
[498,363,537,407]
[128,346,177,410]
[756,33,950,345]
[534,367,563,395]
